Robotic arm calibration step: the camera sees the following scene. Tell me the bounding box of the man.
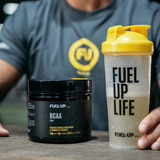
[0,0,160,150]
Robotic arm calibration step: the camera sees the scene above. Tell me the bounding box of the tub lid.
[28,78,91,94]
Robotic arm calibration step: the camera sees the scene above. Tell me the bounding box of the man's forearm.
[158,78,160,90]
[0,59,22,102]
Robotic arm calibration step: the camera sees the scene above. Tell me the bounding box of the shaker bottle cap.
[102,25,153,54]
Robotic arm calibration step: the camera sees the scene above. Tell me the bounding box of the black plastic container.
[28,79,91,143]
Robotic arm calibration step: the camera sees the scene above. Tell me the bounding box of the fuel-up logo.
[68,38,99,76]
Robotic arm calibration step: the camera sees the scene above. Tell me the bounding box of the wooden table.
[0,125,159,160]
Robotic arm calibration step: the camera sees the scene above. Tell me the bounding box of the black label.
[28,100,91,138]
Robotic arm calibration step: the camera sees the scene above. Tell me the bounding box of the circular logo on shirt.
[68,38,99,76]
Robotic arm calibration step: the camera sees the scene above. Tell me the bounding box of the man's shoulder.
[118,0,160,10]
[117,0,160,21]
[15,0,62,25]
[19,0,60,13]
[133,0,160,10]
[20,0,59,6]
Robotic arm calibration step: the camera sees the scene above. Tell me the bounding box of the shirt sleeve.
[151,8,160,81]
[0,2,29,73]
[156,51,160,81]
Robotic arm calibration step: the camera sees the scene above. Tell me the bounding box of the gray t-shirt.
[0,0,160,130]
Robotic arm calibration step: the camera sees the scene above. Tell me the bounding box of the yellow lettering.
[77,70,90,76]
[76,48,92,61]
[84,48,92,61]
[76,48,86,60]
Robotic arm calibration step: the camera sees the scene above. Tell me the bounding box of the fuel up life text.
[113,67,139,116]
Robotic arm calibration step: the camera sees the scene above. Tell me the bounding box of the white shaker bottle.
[102,25,153,149]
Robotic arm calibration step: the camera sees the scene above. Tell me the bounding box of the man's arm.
[0,58,22,136]
[158,78,160,90]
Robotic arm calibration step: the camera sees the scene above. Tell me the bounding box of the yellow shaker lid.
[102,25,154,54]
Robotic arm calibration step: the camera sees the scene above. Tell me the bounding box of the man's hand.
[138,106,160,150]
[0,124,9,136]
